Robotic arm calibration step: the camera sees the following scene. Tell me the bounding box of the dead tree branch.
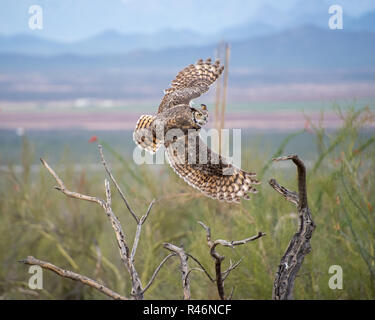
[141,253,176,294]
[183,268,206,287]
[131,199,155,263]
[269,155,316,300]
[38,157,143,298]
[222,258,243,281]
[20,148,170,300]
[19,256,128,300]
[163,243,191,300]
[185,253,215,283]
[98,144,139,223]
[198,221,265,300]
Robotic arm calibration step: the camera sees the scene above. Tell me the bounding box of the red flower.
[89,135,98,143]
[368,202,373,213]
[304,120,313,133]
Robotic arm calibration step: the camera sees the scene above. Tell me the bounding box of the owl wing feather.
[165,133,260,203]
[158,58,224,114]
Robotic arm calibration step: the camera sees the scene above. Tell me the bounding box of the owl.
[133,58,260,203]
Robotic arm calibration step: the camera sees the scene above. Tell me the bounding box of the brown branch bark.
[269,154,316,300]
[19,256,128,300]
[198,221,265,300]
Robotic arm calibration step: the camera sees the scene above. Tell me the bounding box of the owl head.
[192,104,208,126]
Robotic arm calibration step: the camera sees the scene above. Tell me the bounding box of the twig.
[131,199,155,263]
[269,155,316,300]
[40,158,105,207]
[222,258,243,281]
[228,286,235,300]
[98,144,139,223]
[213,232,265,250]
[268,179,299,206]
[163,243,191,300]
[142,253,176,294]
[185,253,215,283]
[19,256,128,300]
[198,221,265,300]
[184,268,205,286]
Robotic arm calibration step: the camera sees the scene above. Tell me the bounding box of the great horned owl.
[133,58,260,203]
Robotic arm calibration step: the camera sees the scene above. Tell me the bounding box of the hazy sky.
[1,0,375,41]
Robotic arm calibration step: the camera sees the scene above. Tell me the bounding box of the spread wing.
[165,133,260,203]
[158,58,224,114]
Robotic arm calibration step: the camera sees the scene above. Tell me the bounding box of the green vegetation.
[0,106,374,300]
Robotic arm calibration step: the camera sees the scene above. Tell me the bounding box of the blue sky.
[1,0,375,41]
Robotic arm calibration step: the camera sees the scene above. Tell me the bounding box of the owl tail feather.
[133,115,161,153]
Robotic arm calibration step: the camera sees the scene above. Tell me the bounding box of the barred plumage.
[133,58,260,203]
[165,134,260,203]
[158,58,224,113]
[133,115,160,153]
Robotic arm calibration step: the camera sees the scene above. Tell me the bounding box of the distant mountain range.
[0,29,213,56]
[1,10,375,56]
[0,22,374,103]
[1,26,374,72]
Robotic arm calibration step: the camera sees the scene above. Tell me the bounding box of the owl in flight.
[133,58,260,203]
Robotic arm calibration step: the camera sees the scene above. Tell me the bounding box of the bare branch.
[140,199,156,225]
[19,256,128,300]
[104,179,111,206]
[40,158,105,207]
[270,154,316,300]
[184,268,205,286]
[131,199,156,262]
[272,155,308,209]
[185,253,215,283]
[213,232,266,250]
[269,178,299,206]
[197,221,211,240]
[142,253,176,294]
[98,144,156,273]
[41,157,144,299]
[130,224,143,263]
[41,158,130,270]
[98,144,139,223]
[228,286,235,300]
[222,258,243,281]
[163,243,191,300]
[198,221,265,300]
